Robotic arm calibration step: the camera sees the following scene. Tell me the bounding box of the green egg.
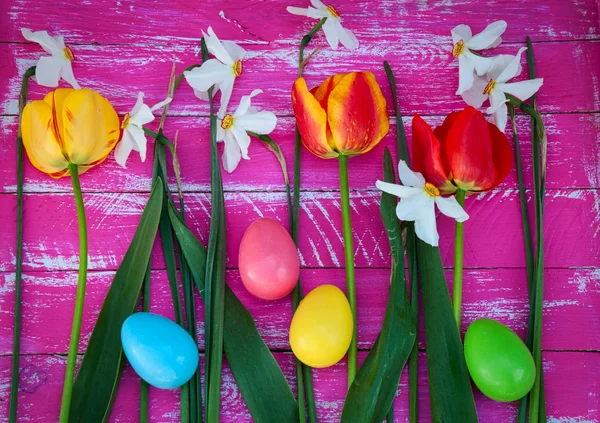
[464,318,536,402]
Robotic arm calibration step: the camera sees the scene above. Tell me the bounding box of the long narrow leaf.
[169,205,299,423]
[341,148,415,423]
[418,240,478,423]
[69,179,164,423]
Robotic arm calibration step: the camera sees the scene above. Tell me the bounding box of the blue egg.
[121,312,199,389]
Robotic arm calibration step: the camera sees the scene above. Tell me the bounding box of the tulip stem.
[338,154,357,387]
[452,189,466,330]
[59,163,88,423]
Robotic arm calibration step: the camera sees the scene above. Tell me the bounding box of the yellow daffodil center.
[424,182,440,197]
[63,45,75,61]
[121,113,130,129]
[221,114,234,130]
[327,4,340,18]
[233,60,243,77]
[452,40,465,57]
[483,79,496,95]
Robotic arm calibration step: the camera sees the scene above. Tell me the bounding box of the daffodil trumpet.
[292,71,389,386]
[20,88,120,423]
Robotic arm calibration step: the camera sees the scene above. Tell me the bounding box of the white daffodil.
[184,27,247,117]
[114,93,172,167]
[462,47,544,132]
[376,161,469,247]
[451,20,507,95]
[21,28,80,90]
[216,89,277,173]
[287,0,359,50]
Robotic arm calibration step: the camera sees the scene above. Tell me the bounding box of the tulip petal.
[466,20,507,50]
[21,100,70,177]
[411,115,453,190]
[59,88,120,167]
[488,120,513,183]
[327,72,389,156]
[456,54,475,95]
[498,78,544,102]
[44,88,74,151]
[444,106,509,191]
[312,74,345,109]
[292,77,337,159]
[435,196,469,222]
[376,180,422,198]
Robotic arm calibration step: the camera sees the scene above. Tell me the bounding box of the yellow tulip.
[21,88,120,178]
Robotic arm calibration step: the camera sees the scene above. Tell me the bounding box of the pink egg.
[238,217,300,300]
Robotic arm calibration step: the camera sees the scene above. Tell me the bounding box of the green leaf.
[168,204,299,423]
[341,148,416,423]
[418,239,478,423]
[69,179,164,423]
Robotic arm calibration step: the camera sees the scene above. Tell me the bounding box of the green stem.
[298,18,327,77]
[58,163,89,423]
[338,155,357,386]
[452,189,466,329]
[9,65,36,423]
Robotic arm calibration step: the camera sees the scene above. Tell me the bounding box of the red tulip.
[412,106,512,193]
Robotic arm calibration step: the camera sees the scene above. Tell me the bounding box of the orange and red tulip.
[412,106,512,193]
[291,72,389,159]
[21,88,120,178]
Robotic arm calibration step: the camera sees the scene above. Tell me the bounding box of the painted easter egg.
[121,312,199,389]
[289,284,353,368]
[464,318,536,402]
[238,217,300,300]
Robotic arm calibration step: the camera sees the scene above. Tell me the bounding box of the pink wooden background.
[1,0,599,421]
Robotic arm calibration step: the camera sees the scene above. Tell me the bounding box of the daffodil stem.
[452,189,466,330]
[298,18,327,77]
[338,154,357,387]
[59,163,88,423]
[9,65,36,423]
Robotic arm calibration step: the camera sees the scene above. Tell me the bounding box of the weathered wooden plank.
[0,352,597,422]
[1,41,599,117]
[1,0,598,45]
[1,189,598,272]
[1,113,598,194]
[0,268,598,354]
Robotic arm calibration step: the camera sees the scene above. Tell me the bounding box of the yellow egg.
[289,284,353,368]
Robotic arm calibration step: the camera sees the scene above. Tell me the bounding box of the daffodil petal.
[130,92,145,116]
[435,196,469,222]
[306,7,329,18]
[150,97,172,112]
[59,61,80,90]
[322,18,340,50]
[234,89,263,116]
[487,54,522,80]
[216,124,226,142]
[496,47,527,83]
[310,0,326,8]
[204,27,233,65]
[464,50,493,76]
[114,131,135,168]
[236,111,277,135]
[466,20,507,50]
[230,124,251,159]
[127,124,148,161]
[498,79,544,102]
[491,102,509,133]
[184,60,230,92]
[456,54,475,95]
[398,160,426,188]
[35,56,64,88]
[21,99,69,177]
[461,74,489,108]
[287,6,310,16]
[451,24,472,44]
[396,191,434,222]
[336,21,359,50]
[217,76,235,118]
[413,197,439,247]
[222,40,247,63]
[222,130,242,173]
[21,28,61,54]
[376,180,422,198]
[486,89,508,114]
[60,88,120,166]
[129,103,155,127]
